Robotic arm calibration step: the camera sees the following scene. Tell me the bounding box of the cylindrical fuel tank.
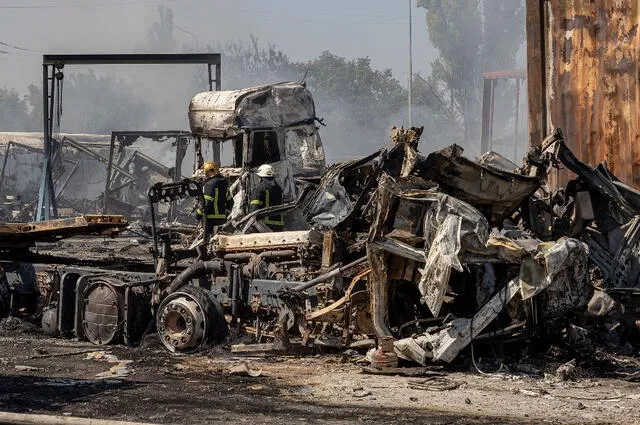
[82,280,124,345]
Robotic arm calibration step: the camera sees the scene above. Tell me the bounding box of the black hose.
[164,259,224,295]
[231,266,240,321]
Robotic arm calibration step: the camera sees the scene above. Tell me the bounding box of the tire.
[156,285,228,352]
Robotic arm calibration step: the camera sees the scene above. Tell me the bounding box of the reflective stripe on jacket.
[196,174,228,225]
[250,178,284,227]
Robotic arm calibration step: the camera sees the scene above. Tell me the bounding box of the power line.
[236,6,420,21]
[0,0,174,9]
[0,41,41,53]
[235,12,423,25]
[227,6,423,25]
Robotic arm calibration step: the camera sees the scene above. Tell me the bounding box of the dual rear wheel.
[156,285,228,352]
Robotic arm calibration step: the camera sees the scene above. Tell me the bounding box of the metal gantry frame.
[480,69,527,159]
[37,53,221,221]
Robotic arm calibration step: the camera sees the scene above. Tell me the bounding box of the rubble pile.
[1,125,638,372]
[275,127,639,366]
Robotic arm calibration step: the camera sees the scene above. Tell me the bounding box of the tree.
[301,52,409,157]
[206,41,411,159]
[411,73,465,141]
[417,0,525,145]
[25,72,153,134]
[202,35,302,90]
[0,88,32,131]
[146,5,177,53]
[305,52,406,126]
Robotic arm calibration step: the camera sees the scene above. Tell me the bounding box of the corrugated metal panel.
[527,0,640,187]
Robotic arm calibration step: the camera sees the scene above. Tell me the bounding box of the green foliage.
[302,52,412,155]
[210,41,417,156]
[417,0,525,143]
[305,51,406,126]
[411,73,465,140]
[211,40,408,128]
[25,72,152,134]
[211,35,303,89]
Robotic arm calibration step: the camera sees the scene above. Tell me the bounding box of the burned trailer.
[0,215,160,345]
[381,129,640,364]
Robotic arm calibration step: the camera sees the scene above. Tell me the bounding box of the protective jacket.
[196,174,228,233]
[250,177,284,229]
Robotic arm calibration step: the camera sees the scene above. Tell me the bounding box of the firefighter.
[196,161,228,239]
[250,164,284,231]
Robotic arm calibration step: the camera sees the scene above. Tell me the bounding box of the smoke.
[0,2,434,166]
[0,1,526,169]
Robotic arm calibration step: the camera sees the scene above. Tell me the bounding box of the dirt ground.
[0,326,639,425]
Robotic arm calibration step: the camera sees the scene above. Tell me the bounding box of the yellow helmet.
[203,161,220,176]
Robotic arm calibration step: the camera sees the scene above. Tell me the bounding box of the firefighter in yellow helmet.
[196,161,228,239]
[249,164,284,231]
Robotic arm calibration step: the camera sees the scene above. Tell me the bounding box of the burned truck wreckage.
[1,94,639,366]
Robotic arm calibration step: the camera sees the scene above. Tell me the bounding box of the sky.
[0,0,436,93]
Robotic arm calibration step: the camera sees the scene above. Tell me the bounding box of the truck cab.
[188,82,326,226]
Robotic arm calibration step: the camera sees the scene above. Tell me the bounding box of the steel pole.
[408,0,413,128]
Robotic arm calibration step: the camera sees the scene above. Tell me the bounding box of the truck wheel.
[156,285,228,352]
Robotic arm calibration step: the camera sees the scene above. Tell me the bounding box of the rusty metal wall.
[527,0,640,187]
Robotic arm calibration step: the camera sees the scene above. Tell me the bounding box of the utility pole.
[408,0,413,128]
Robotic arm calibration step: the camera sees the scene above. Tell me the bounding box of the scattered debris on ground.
[1,334,639,424]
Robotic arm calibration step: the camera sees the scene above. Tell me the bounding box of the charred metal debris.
[0,131,193,223]
[1,127,639,368]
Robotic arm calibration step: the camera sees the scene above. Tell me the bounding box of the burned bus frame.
[102,130,192,221]
[38,53,222,221]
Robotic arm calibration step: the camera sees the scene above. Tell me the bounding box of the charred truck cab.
[188,82,326,225]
